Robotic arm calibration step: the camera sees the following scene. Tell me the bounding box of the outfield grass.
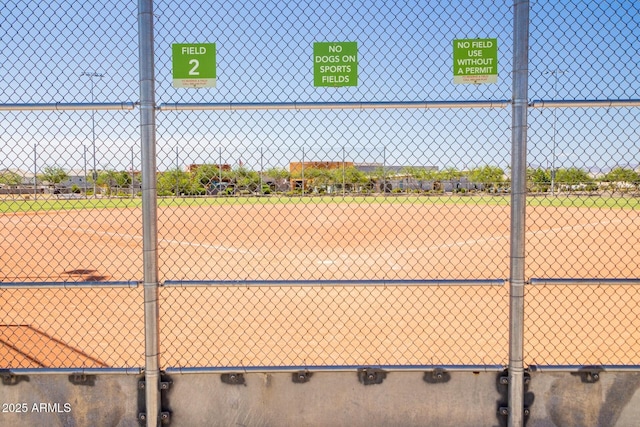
[1,193,639,213]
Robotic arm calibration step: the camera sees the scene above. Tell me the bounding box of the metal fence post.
[138,0,160,425]
[510,0,529,426]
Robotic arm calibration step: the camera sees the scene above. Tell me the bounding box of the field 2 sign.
[172,43,216,88]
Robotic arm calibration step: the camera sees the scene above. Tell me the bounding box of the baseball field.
[1,195,639,369]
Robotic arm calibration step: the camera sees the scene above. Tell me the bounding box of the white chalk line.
[28,222,254,255]
[15,214,638,265]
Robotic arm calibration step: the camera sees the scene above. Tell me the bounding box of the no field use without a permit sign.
[453,38,498,84]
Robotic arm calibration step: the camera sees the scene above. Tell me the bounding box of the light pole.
[175,145,179,197]
[83,145,88,196]
[33,143,37,200]
[545,69,566,196]
[383,145,387,193]
[342,146,346,197]
[131,145,135,199]
[219,147,223,191]
[259,146,263,196]
[80,71,104,197]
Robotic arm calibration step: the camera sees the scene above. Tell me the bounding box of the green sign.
[453,38,498,84]
[172,43,216,88]
[314,42,358,87]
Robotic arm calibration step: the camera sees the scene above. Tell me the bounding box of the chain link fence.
[525,0,640,366]
[0,286,142,368]
[160,282,508,367]
[0,0,638,374]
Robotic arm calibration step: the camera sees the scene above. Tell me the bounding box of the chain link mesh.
[1,1,143,369]
[0,287,143,368]
[153,0,512,366]
[525,0,640,365]
[526,283,640,366]
[0,0,638,370]
[160,284,507,367]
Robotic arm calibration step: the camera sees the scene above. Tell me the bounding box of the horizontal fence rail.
[0,281,140,289]
[529,278,640,286]
[4,99,640,112]
[0,103,137,111]
[2,367,143,375]
[162,279,506,287]
[530,99,640,108]
[158,100,511,111]
[529,365,640,373]
[164,364,506,375]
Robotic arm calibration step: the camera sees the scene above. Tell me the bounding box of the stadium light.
[80,71,105,196]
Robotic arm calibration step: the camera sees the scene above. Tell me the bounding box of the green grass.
[0,194,509,212]
[526,195,640,209]
[1,193,638,213]
[0,198,142,213]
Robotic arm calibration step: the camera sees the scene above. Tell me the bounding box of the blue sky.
[0,0,638,173]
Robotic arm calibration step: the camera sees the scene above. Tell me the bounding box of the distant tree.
[400,166,438,181]
[554,167,593,192]
[96,170,118,195]
[369,166,389,192]
[601,167,640,192]
[370,166,386,180]
[0,170,22,186]
[264,167,290,192]
[527,167,551,192]
[469,166,505,191]
[436,167,463,181]
[264,167,290,181]
[39,166,68,189]
[342,166,369,191]
[602,167,640,184]
[193,164,230,187]
[114,171,132,188]
[232,165,260,192]
[157,168,192,196]
[303,167,332,191]
[555,167,592,185]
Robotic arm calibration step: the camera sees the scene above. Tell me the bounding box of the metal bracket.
[498,370,531,386]
[139,411,171,424]
[357,368,386,385]
[137,379,173,391]
[423,368,450,383]
[0,373,28,386]
[68,373,96,386]
[292,371,313,383]
[498,407,530,418]
[496,369,532,427]
[137,373,173,425]
[572,366,603,383]
[221,373,246,385]
[160,412,171,424]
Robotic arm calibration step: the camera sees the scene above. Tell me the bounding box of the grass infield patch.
[0,194,638,213]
